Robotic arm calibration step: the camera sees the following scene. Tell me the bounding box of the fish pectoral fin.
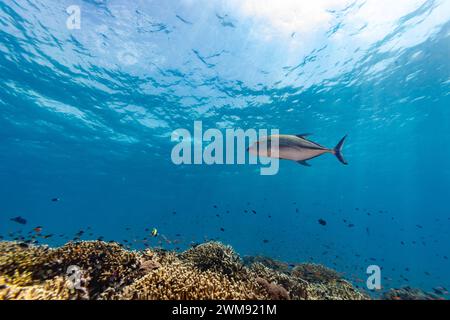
[297,160,311,167]
[295,133,313,138]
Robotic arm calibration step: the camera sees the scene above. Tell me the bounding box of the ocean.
[0,0,449,299]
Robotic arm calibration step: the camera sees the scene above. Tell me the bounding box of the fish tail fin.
[334,135,348,165]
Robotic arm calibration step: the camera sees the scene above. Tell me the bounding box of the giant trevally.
[247,134,348,166]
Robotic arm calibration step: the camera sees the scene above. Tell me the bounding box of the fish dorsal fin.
[297,160,311,167]
[295,133,312,139]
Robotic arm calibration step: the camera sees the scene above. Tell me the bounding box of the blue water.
[1,0,449,296]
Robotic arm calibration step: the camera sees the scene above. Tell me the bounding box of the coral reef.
[0,275,72,300]
[382,287,442,300]
[250,262,308,300]
[256,277,290,300]
[0,240,369,300]
[113,261,266,300]
[180,242,245,278]
[291,263,342,284]
[243,255,291,274]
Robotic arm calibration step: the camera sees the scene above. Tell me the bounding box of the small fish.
[10,216,27,225]
[33,226,43,233]
[220,228,225,232]
[151,228,158,237]
[263,239,269,244]
[75,230,84,237]
[51,198,60,202]
[433,287,444,295]
[247,134,348,166]
[318,219,327,226]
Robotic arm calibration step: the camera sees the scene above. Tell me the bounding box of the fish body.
[248,134,348,166]
[10,216,27,225]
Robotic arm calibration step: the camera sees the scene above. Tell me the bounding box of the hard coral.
[116,262,266,300]
[0,275,72,300]
[0,242,52,281]
[382,287,441,300]
[291,263,342,284]
[46,241,143,298]
[0,241,143,299]
[250,262,308,300]
[256,277,290,300]
[243,255,291,274]
[0,240,369,300]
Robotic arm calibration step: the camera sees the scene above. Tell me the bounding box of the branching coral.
[256,277,290,300]
[382,287,441,300]
[0,275,73,300]
[0,241,143,299]
[243,255,291,274]
[113,260,267,300]
[180,242,245,278]
[291,263,342,284]
[0,242,52,281]
[250,262,308,300]
[303,279,369,300]
[0,240,369,301]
